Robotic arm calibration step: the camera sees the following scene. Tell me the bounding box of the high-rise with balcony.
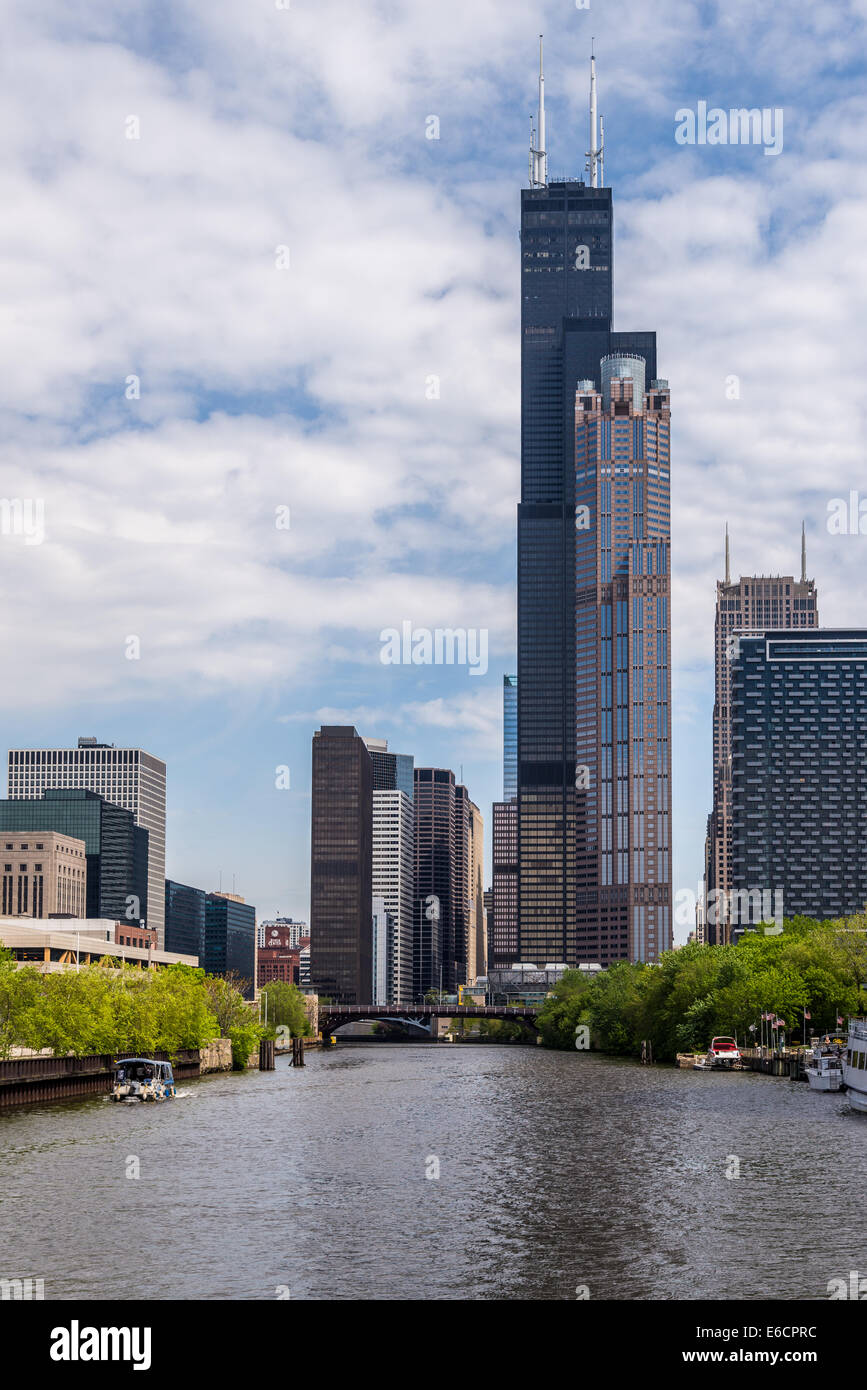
[704,528,818,943]
[518,46,668,965]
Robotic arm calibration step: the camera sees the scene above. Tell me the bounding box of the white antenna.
[529,34,547,187]
[586,42,603,187]
[599,114,605,187]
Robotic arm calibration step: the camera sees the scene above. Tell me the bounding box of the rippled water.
[1,1045,865,1300]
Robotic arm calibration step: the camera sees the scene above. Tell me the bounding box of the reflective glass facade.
[165,879,206,961]
[205,892,256,997]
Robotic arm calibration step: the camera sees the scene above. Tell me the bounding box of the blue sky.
[2,0,867,935]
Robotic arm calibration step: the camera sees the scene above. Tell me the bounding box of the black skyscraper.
[310,726,373,1004]
[517,53,659,966]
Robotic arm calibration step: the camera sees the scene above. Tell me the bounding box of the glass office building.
[204,892,256,997]
[165,879,206,960]
[730,630,867,931]
[0,787,148,924]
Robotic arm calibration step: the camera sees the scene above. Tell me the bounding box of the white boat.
[805,1042,844,1092]
[703,1036,741,1070]
[843,1020,867,1112]
[111,1057,176,1103]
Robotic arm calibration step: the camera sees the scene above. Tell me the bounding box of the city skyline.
[3,9,867,936]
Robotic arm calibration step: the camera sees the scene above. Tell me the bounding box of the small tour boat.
[805,1041,844,1092]
[703,1036,741,1070]
[843,1020,867,1112]
[111,1058,176,1103]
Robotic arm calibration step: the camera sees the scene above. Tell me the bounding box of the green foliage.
[260,980,310,1037]
[536,915,867,1060]
[0,956,250,1061]
[535,969,592,1049]
[203,975,264,1069]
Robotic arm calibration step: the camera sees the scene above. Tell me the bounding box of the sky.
[2,0,867,936]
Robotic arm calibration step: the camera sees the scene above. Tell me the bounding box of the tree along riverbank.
[0,950,311,1069]
[535,913,867,1059]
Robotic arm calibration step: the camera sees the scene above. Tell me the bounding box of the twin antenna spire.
[724,522,809,586]
[529,37,604,188]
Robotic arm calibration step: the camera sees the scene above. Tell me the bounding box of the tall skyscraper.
[730,629,867,930]
[7,737,166,947]
[503,675,518,801]
[491,799,518,966]
[454,786,485,986]
[413,767,454,998]
[468,798,487,981]
[704,528,818,943]
[371,896,390,1004]
[414,769,482,995]
[310,726,373,1005]
[364,738,414,1005]
[517,47,667,966]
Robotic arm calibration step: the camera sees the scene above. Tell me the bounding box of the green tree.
[260,980,310,1037]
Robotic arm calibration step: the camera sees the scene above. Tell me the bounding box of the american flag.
[804,1010,811,1020]
[837,1016,843,1027]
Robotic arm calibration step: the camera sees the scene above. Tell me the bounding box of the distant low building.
[257,945,300,988]
[487,962,573,1006]
[0,918,196,970]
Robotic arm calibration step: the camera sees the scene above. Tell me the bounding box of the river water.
[1,1045,864,1300]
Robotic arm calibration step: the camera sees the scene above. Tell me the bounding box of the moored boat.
[703,1036,741,1069]
[805,1041,844,1092]
[843,1021,867,1112]
[111,1058,176,1102]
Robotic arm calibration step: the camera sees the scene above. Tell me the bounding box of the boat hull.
[806,1071,842,1092]
[842,1072,867,1110]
